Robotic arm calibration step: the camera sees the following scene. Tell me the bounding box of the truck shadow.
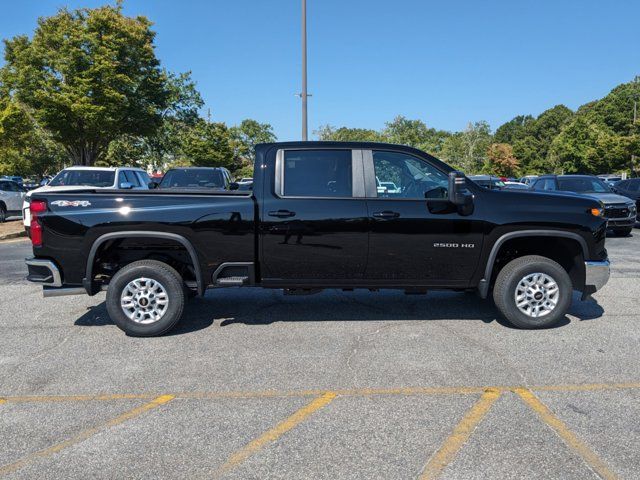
[74,289,605,334]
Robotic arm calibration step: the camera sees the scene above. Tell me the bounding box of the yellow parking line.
[419,388,501,480]
[213,392,336,477]
[0,394,174,476]
[515,388,618,480]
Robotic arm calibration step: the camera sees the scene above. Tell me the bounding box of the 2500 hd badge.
[433,242,475,248]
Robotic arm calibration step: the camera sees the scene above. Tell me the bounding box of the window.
[124,170,140,187]
[625,179,640,192]
[283,150,352,197]
[160,169,225,189]
[533,178,556,191]
[372,151,449,199]
[557,177,610,193]
[137,171,151,186]
[49,169,115,187]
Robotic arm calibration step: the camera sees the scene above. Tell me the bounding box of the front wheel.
[0,204,6,223]
[612,227,632,237]
[493,255,572,329]
[106,260,185,336]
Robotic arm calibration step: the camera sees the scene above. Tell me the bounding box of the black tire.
[106,260,185,336]
[493,255,572,329]
[613,227,632,237]
[0,204,6,223]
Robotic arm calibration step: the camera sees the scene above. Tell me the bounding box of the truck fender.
[477,230,588,298]
[83,231,204,296]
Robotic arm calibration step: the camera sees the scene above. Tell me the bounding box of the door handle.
[373,211,400,219]
[268,210,296,218]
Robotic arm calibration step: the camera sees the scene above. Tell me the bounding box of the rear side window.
[124,170,140,187]
[626,179,640,192]
[137,171,151,186]
[533,178,556,191]
[283,150,352,197]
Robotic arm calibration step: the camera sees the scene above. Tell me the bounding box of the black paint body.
[29,142,608,294]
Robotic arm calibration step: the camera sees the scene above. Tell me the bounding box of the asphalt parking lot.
[1,227,639,479]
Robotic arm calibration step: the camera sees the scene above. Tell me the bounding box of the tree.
[383,116,450,155]
[1,4,170,166]
[178,119,234,169]
[494,115,534,144]
[0,96,66,176]
[315,125,384,142]
[485,143,519,176]
[441,121,492,174]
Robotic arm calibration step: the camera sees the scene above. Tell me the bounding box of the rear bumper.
[25,258,62,287]
[584,260,610,293]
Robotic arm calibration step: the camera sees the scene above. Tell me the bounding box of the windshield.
[159,169,224,189]
[49,169,115,187]
[557,177,611,193]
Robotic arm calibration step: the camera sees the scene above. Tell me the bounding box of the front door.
[260,148,369,283]
[364,149,483,286]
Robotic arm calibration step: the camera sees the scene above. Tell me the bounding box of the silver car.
[0,180,26,222]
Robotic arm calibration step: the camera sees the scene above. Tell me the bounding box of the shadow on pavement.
[74,289,605,335]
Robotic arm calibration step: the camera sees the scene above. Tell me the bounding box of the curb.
[0,230,27,242]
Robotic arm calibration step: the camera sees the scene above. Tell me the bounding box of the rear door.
[363,149,483,286]
[260,148,369,283]
[0,181,24,212]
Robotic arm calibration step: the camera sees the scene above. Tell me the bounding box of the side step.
[216,276,249,287]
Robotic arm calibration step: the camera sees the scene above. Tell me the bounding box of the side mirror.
[119,182,133,189]
[229,182,240,191]
[448,171,471,204]
[148,182,159,189]
[448,171,474,215]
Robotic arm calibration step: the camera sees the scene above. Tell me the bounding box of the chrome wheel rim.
[120,277,169,324]
[515,272,559,318]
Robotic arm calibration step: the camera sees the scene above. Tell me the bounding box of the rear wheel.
[106,260,185,336]
[493,255,572,329]
[612,227,632,237]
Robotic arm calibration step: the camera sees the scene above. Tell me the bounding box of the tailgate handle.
[373,211,400,219]
[268,210,296,218]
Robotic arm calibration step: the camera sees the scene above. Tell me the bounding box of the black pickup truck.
[25,142,610,336]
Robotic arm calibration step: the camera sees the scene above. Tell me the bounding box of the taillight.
[30,200,47,247]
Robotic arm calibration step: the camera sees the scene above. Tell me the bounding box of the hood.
[580,192,634,205]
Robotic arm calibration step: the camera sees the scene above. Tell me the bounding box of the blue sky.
[1,0,638,140]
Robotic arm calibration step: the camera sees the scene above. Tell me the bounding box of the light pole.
[632,76,639,173]
[301,0,308,141]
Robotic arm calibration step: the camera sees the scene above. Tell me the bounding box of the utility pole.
[632,76,639,174]
[300,0,308,141]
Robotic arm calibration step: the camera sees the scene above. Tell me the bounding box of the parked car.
[530,175,636,236]
[519,175,539,186]
[0,179,26,222]
[158,167,232,190]
[598,175,623,186]
[503,181,530,190]
[238,177,253,184]
[468,175,505,190]
[23,166,150,230]
[25,142,610,336]
[1,175,24,187]
[612,178,640,221]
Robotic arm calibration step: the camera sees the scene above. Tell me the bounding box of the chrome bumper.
[584,260,610,292]
[25,258,62,287]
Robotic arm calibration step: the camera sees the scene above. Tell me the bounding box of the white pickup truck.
[23,166,151,228]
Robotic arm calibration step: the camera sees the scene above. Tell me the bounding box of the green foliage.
[1,4,169,165]
[441,121,492,173]
[178,119,234,169]
[315,125,384,142]
[383,116,451,155]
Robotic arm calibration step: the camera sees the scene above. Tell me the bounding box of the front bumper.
[606,214,636,228]
[584,260,610,293]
